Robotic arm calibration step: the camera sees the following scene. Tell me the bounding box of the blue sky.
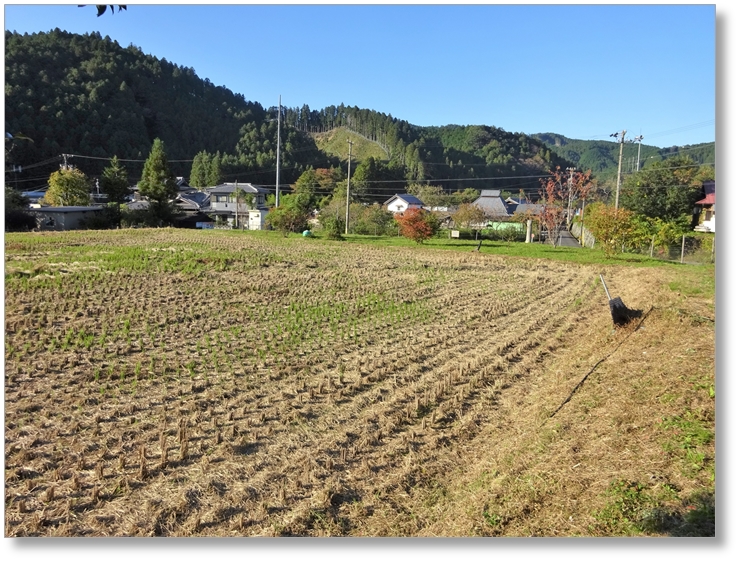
[2,3,719,149]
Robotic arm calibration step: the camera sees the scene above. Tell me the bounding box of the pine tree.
[100,155,129,204]
[138,138,176,203]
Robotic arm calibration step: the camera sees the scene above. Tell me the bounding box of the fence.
[569,221,596,249]
[624,234,715,265]
[570,220,714,265]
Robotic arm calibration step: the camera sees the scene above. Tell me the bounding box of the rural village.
[4,8,716,541]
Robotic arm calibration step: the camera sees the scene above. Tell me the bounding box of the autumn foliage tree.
[538,166,593,247]
[452,203,486,231]
[43,167,91,206]
[584,202,635,258]
[395,208,439,244]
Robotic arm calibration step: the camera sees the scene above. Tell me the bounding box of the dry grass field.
[3,229,715,537]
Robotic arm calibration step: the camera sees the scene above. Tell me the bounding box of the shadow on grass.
[646,490,715,537]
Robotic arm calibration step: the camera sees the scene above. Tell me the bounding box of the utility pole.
[345,139,353,235]
[566,167,576,225]
[610,130,626,210]
[275,95,281,208]
[634,134,644,171]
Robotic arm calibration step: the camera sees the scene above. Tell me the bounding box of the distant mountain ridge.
[532,132,715,180]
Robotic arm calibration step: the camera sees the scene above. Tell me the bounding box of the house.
[205,182,270,230]
[126,200,150,211]
[175,177,197,195]
[694,180,715,233]
[174,191,214,229]
[471,190,511,219]
[511,203,545,217]
[22,190,48,206]
[31,206,106,231]
[175,191,211,214]
[383,194,425,214]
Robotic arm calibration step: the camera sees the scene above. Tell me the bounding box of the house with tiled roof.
[471,190,511,219]
[205,182,270,230]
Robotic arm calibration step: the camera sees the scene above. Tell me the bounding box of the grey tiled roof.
[472,193,510,217]
[208,183,269,195]
[178,191,210,208]
[513,203,545,215]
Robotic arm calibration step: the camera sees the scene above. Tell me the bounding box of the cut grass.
[4,228,714,537]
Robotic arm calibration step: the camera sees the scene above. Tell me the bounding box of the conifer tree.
[208,151,222,186]
[189,151,210,188]
[138,138,176,203]
[100,155,129,204]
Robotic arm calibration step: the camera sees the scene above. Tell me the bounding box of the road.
[557,228,582,247]
[539,228,582,247]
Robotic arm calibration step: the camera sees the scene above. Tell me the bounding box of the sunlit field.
[4,229,714,536]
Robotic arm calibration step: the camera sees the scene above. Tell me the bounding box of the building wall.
[248,210,268,231]
[34,210,103,231]
[387,200,408,213]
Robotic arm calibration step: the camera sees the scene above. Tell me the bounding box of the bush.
[79,205,120,230]
[317,214,345,240]
[584,203,635,258]
[5,208,37,232]
[120,202,180,228]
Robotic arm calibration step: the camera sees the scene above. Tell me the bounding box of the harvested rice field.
[4,229,715,537]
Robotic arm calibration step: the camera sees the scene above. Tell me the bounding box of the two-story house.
[206,182,270,230]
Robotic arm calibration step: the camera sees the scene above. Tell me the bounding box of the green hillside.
[4,29,713,199]
[313,127,389,163]
[533,132,715,182]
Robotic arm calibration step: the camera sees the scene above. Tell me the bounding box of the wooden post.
[525,219,532,244]
[680,234,686,264]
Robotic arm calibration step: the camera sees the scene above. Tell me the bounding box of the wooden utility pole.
[566,167,576,224]
[345,140,353,235]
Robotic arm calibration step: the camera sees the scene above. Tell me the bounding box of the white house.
[205,182,269,229]
[383,194,425,214]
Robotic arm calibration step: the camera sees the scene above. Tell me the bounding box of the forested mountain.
[5,29,713,201]
[532,133,715,182]
[4,29,331,187]
[285,104,574,193]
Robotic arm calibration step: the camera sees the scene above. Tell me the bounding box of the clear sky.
[2,2,718,149]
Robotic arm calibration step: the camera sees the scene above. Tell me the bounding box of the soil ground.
[4,229,715,537]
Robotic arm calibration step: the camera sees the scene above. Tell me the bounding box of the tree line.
[6,29,579,199]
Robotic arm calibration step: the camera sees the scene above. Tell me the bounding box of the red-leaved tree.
[538,167,593,247]
[395,208,439,244]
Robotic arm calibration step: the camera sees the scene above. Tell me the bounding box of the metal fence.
[570,220,714,265]
[624,234,715,265]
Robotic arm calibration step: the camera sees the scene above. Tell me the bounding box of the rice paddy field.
[3,229,716,537]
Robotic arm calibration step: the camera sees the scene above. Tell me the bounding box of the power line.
[67,153,195,163]
[586,119,715,142]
